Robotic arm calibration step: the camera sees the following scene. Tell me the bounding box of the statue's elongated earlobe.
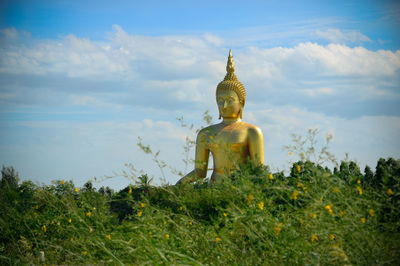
[239,108,243,119]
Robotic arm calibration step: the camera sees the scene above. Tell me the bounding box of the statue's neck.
[222,117,241,125]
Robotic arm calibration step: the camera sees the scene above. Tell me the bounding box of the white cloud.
[1,119,191,187]
[248,104,400,171]
[0,27,19,39]
[242,43,400,80]
[238,43,400,117]
[203,33,224,46]
[1,26,399,109]
[315,28,372,44]
[302,87,334,96]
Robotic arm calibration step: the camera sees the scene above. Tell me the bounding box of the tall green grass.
[1,158,399,265]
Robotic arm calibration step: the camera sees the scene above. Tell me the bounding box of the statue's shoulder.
[198,124,219,136]
[196,125,213,140]
[241,121,263,136]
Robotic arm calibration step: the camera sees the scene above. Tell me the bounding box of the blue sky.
[1,0,399,189]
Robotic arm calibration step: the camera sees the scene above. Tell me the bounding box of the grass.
[1,158,399,265]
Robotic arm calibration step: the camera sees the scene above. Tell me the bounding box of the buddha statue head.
[216,50,246,119]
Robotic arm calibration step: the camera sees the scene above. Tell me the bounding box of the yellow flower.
[269,173,274,180]
[387,188,393,196]
[332,187,340,193]
[106,234,111,240]
[356,186,363,195]
[179,206,183,211]
[93,207,96,210]
[209,135,214,139]
[290,190,299,200]
[325,205,333,215]
[165,234,170,239]
[89,228,93,233]
[369,209,374,217]
[68,218,72,223]
[128,187,132,194]
[137,211,143,217]
[82,251,87,255]
[61,180,65,185]
[311,234,318,243]
[223,213,227,217]
[86,212,92,217]
[274,224,282,235]
[75,188,79,192]
[42,225,47,233]
[297,165,301,173]
[258,201,264,210]
[274,250,278,254]
[141,203,145,208]
[357,179,361,184]
[289,152,293,156]
[361,217,365,223]
[247,194,254,202]
[340,210,346,217]
[330,234,335,240]
[34,205,39,210]
[231,185,236,189]
[297,182,302,187]
[215,237,221,243]
[310,213,317,219]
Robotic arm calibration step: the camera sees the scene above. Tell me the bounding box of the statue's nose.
[223,101,228,108]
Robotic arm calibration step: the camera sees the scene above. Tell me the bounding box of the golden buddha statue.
[176,50,264,185]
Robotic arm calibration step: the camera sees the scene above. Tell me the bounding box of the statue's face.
[217,89,241,119]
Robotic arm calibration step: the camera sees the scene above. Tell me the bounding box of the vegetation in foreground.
[1,157,400,265]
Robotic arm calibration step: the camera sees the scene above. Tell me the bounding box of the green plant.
[1,157,399,264]
[283,128,336,166]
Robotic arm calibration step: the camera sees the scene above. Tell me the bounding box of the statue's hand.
[175,177,185,185]
[175,169,206,186]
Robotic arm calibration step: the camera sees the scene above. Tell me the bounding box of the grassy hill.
[1,158,399,265]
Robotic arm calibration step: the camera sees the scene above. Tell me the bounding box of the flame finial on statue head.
[226,49,235,74]
[216,49,247,119]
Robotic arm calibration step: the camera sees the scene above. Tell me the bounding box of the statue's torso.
[202,121,256,182]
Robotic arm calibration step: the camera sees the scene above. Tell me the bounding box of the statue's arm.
[248,126,264,165]
[176,129,209,185]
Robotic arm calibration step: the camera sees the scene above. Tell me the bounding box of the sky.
[1,0,399,190]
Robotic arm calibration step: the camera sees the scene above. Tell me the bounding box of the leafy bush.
[1,158,399,264]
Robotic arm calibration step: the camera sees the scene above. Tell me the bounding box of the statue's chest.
[207,129,247,153]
